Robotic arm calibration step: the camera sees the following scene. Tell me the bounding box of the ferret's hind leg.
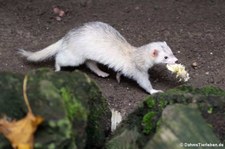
[55,51,85,71]
[86,60,109,77]
[116,72,122,83]
[55,63,61,72]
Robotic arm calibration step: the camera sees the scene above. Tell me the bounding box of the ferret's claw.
[116,72,121,83]
[150,89,163,95]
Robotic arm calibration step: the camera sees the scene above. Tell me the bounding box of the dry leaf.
[0,113,43,149]
[0,75,44,149]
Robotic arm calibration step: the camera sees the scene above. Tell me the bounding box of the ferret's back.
[84,22,127,43]
[64,22,130,47]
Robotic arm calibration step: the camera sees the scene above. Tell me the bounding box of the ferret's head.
[149,41,178,64]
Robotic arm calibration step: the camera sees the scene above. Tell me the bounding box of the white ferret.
[19,21,178,94]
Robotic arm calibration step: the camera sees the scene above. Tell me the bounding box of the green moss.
[34,143,42,148]
[56,119,72,138]
[200,86,225,96]
[0,73,25,119]
[207,107,213,114]
[142,96,169,136]
[166,86,191,94]
[39,80,61,99]
[166,85,225,96]
[48,143,56,149]
[48,120,57,128]
[85,85,111,148]
[60,88,88,121]
[145,96,156,109]
[156,118,162,130]
[158,98,168,110]
[142,112,157,134]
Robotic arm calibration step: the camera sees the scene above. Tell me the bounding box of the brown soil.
[0,0,224,141]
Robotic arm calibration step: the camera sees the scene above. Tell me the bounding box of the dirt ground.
[0,0,224,141]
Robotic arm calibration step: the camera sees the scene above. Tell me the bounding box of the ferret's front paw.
[150,89,163,94]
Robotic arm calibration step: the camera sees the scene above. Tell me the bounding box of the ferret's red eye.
[164,56,168,59]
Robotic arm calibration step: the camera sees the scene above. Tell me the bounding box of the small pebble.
[59,10,65,17]
[53,7,60,14]
[80,0,92,7]
[55,16,62,21]
[154,5,159,10]
[192,62,198,68]
[210,52,213,55]
[208,77,214,83]
[205,72,209,75]
[177,51,181,53]
[135,6,140,10]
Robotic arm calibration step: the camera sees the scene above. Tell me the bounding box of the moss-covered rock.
[106,85,225,149]
[145,104,221,149]
[106,127,140,149]
[0,68,111,149]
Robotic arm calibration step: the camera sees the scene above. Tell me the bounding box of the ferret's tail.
[18,39,63,62]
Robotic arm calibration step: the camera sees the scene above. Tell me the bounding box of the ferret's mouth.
[166,60,179,64]
[165,62,177,65]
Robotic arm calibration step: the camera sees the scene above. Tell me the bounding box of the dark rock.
[0,68,111,149]
[106,85,225,149]
[145,104,221,149]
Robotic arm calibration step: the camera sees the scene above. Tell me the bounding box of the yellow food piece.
[166,64,190,82]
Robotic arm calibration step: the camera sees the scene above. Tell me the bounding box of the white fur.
[19,21,178,94]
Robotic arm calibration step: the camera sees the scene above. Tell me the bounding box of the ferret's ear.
[163,41,167,45]
[151,49,158,57]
